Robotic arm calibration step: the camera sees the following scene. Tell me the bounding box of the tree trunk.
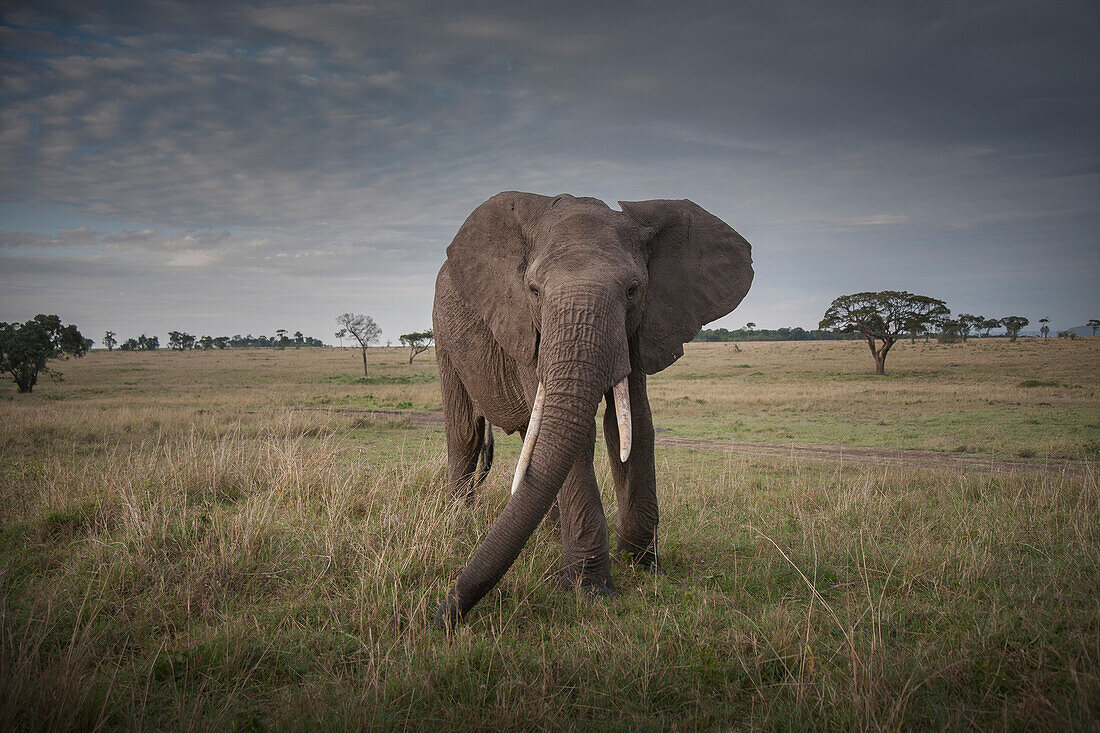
[361,347,368,377]
[874,338,895,375]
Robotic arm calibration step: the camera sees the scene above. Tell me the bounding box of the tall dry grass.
[0,343,1097,727]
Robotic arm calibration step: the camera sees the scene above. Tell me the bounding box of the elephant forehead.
[532,210,645,251]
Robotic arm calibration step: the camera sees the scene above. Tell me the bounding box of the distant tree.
[1088,319,1099,337]
[1039,317,1050,338]
[745,322,756,331]
[979,318,1001,337]
[136,334,159,351]
[0,315,88,393]
[1056,330,1076,339]
[168,331,196,350]
[819,291,949,375]
[103,330,117,351]
[937,319,963,343]
[213,336,230,349]
[956,313,983,342]
[399,330,434,364]
[336,313,381,377]
[119,338,139,351]
[198,335,214,350]
[294,330,304,347]
[1000,316,1029,342]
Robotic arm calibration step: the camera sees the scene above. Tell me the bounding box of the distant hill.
[1066,324,1098,337]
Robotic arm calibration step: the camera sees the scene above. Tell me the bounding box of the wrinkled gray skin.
[433,192,753,630]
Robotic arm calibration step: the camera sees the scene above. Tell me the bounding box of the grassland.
[1,340,1097,729]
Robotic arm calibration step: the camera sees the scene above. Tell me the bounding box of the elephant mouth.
[510,377,631,494]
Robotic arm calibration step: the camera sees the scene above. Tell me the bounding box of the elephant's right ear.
[444,192,554,365]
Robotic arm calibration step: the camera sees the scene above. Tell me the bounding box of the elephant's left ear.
[619,199,754,374]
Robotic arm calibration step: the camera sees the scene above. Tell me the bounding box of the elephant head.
[435,191,753,628]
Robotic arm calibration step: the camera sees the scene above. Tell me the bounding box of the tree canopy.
[0,314,88,393]
[819,291,949,374]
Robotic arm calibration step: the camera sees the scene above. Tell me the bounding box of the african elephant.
[433,192,753,629]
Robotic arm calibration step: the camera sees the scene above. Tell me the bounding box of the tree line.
[695,326,857,342]
[103,330,327,351]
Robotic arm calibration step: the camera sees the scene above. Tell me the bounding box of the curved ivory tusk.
[511,382,546,494]
[613,377,631,462]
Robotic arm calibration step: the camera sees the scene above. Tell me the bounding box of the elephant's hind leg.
[603,371,661,572]
[439,352,490,501]
[476,423,494,484]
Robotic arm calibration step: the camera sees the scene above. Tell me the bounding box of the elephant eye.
[626,282,639,298]
[529,283,539,296]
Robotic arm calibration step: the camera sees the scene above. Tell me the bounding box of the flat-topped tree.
[820,291,949,375]
[1089,319,1100,337]
[399,330,434,364]
[336,313,381,377]
[979,318,1001,337]
[1000,316,1028,342]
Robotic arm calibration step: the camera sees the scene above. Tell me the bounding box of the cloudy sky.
[1,0,1097,344]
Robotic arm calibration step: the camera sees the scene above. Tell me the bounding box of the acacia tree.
[399,330,434,364]
[957,313,983,342]
[103,330,117,351]
[979,318,1001,337]
[336,313,381,377]
[1039,318,1050,338]
[1088,319,1100,337]
[1000,316,1029,342]
[0,315,88,393]
[819,291,949,375]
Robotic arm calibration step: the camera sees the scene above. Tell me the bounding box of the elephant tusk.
[613,377,631,462]
[511,382,546,494]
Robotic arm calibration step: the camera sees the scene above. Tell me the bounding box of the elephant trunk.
[436,290,627,629]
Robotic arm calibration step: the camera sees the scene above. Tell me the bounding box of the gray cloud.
[0,0,1097,343]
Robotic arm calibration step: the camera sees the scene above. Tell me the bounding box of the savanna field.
[1,339,1097,729]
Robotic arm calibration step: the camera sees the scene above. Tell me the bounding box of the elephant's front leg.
[603,370,660,571]
[557,422,615,595]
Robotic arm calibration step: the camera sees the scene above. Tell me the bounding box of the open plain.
[1,339,1097,729]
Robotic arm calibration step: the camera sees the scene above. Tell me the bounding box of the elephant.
[432,191,753,629]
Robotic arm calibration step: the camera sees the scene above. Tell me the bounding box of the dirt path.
[307,407,1093,478]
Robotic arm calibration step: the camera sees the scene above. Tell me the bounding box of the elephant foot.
[617,547,663,574]
[559,564,617,598]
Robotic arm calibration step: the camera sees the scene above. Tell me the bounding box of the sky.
[1,0,1097,344]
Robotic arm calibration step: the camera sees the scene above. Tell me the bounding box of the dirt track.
[311,407,1094,478]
